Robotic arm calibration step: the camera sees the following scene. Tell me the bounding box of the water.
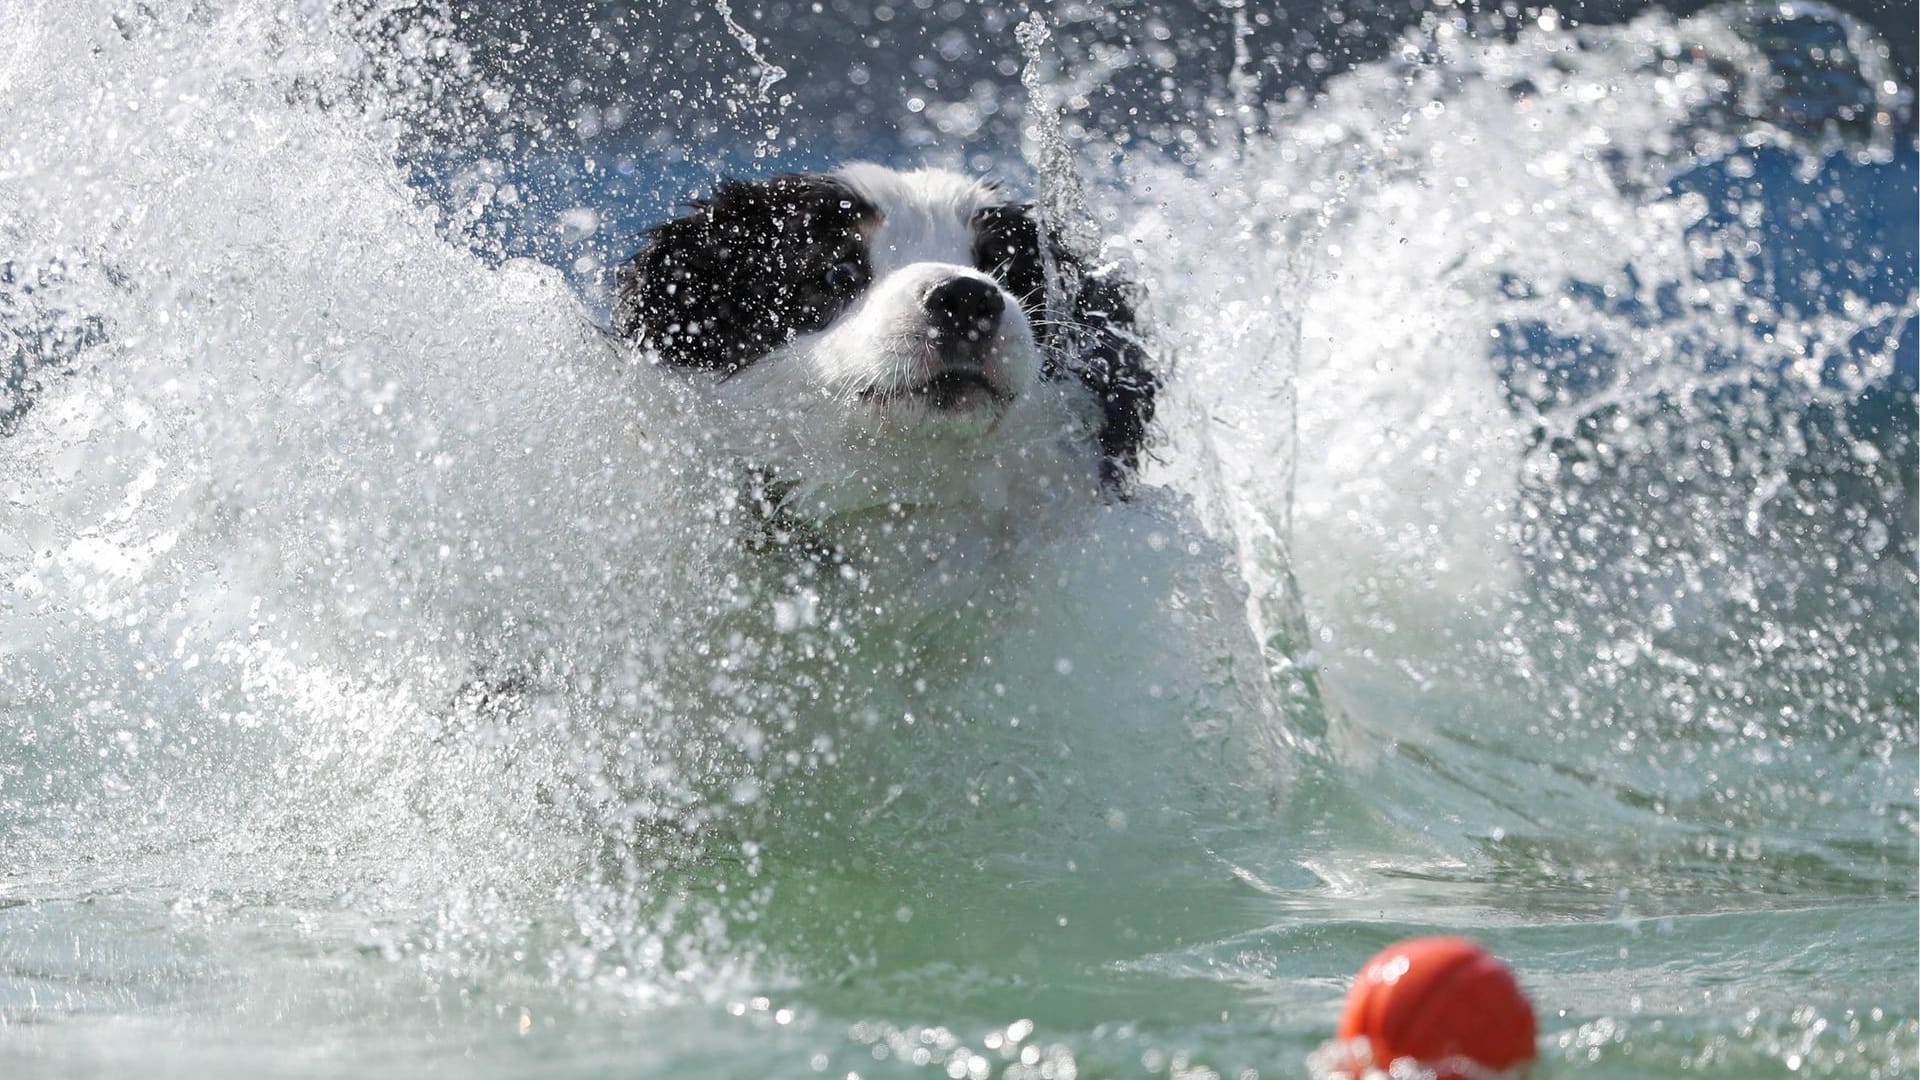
[2,1,1914,1077]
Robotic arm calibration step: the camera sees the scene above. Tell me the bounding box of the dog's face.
[615,163,1156,527]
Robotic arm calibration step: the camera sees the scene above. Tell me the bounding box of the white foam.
[1,0,1910,1007]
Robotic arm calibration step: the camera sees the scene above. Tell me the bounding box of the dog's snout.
[925,277,1005,355]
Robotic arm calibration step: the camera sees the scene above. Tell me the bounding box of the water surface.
[2,1,1914,1076]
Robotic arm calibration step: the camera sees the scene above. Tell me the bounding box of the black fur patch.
[613,175,878,372]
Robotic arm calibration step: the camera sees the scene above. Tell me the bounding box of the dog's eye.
[972,205,1046,316]
[824,258,866,293]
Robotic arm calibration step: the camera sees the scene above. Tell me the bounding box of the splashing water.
[1017,12,1104,262]
[714,0,788,103]
[2,1,1914,1078]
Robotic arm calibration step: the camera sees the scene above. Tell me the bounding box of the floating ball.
[1334,936,1537,1078]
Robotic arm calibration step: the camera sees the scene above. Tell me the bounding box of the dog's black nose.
[925,277,1005,357]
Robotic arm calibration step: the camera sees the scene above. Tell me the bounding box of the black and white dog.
[612,163,1158,565]
[432,169,1193,842]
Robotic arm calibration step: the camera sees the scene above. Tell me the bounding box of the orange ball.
[1335,936,1537,1079]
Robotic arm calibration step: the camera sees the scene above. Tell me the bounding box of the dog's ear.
[612,182,759,371]
[1041,223,1161,488]
[973,201,1160,485]
[613,176,875,372]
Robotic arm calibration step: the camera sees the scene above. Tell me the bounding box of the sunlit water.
[2,2,1914,1077]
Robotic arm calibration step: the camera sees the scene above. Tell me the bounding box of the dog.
[610,163,1159,566]
[429,167,1286,864]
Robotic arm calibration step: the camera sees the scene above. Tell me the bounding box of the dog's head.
[613,163,1157,526]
